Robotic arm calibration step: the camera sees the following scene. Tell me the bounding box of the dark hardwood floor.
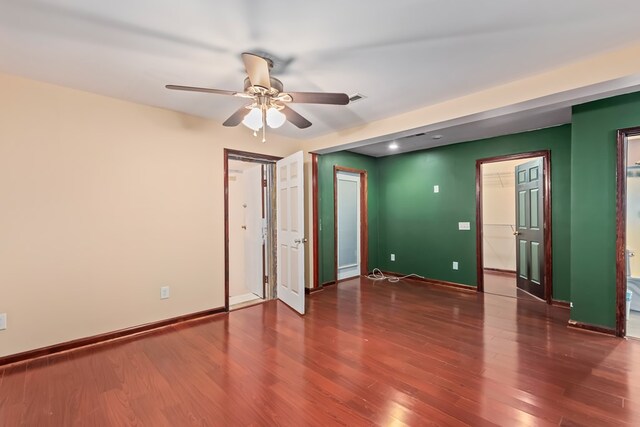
[1,277,639,426]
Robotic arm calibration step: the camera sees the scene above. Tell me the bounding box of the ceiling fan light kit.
[166,52,350,143]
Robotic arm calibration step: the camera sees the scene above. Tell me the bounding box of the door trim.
[333,166,369,282]
[224,148,281,311]
[476,150,553,303]
[615,126,640,337]
[311,153,320,289]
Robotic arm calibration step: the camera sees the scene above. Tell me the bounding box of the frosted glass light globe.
[266,107,286,129]
[242,108,263,131]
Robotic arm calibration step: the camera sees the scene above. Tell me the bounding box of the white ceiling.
[2,1,640,140]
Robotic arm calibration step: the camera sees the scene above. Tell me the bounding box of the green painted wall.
[317,125,572,300]
[316,91,640,329]
[375,125,572,301]
[570,92,640,328]
[318,151,379,284]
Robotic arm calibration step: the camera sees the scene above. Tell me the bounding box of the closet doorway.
[476,151,552,303]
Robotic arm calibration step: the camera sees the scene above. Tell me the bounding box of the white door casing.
[276,151,305,314]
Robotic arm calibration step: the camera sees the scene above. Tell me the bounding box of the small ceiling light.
[389,142,399,150]
[242,108,263,131]
[432,134,443,140]
[266,107,286,129]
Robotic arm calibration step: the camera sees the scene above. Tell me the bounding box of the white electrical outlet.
[390,254,396,261]
[570,302,573,308]
[160,286,170,300]
[433,185,439,193]
[0,313,6,330]
[452,261,459,270]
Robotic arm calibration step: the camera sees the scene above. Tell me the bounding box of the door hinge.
[264,275,268,284]
[262,179,267,188]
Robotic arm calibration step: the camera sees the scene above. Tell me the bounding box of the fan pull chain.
[262,104,267,143]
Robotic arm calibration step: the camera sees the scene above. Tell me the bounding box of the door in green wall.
[336,171,361,280]
[515,158,545,299]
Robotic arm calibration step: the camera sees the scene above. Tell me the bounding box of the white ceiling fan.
[166,53,350,142]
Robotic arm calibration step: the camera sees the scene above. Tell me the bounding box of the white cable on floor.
[366,268,424,283]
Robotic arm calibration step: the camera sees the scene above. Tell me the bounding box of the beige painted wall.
[0,73,301,357]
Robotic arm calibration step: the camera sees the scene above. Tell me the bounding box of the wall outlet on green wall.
[452,261,459,270]
[390,254,395,261]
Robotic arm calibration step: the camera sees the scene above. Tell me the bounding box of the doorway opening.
[224,149,307,315]
[224,149,280,311]
[476,151,553,303]
[334,166,368,282]
[616,128,640,337]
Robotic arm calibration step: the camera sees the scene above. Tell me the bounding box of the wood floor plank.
[2,276,640,425]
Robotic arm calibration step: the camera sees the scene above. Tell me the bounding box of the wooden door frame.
[334,166,369,282]
[311,153,320,289]
[224,148,282,311]
[476,150,553,303]
[615,127,640,337]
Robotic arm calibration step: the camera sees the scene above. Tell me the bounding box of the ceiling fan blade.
[223,105,251,127]
[283,91,350,105]
[282,105,312,129]
[166,84,238,96]
[241,53,271,90]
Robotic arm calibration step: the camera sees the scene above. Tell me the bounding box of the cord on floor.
[366,268,424,283]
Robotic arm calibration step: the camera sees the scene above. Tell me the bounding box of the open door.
[244,164,265,298]
[515,158,545,299]
[277,151,306,314]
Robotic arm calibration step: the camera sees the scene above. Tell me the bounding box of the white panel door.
[244,164,264,298]
[276,151,305,314]
[337,171,361,280]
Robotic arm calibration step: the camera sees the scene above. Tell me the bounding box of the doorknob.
[513,231,521,236]
[294,237,308,244]
[241,225,247,230]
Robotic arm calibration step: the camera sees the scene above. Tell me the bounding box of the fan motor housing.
[244,77,283,94]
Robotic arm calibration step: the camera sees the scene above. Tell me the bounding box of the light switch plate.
[0,313,6,330]
[458,222,471,230]
[160,286,170,300]
[433,185,439,193]
[452,262,459,270]
[390,254,396,261]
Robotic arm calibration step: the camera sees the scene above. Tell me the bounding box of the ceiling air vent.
[349,93,366,103]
